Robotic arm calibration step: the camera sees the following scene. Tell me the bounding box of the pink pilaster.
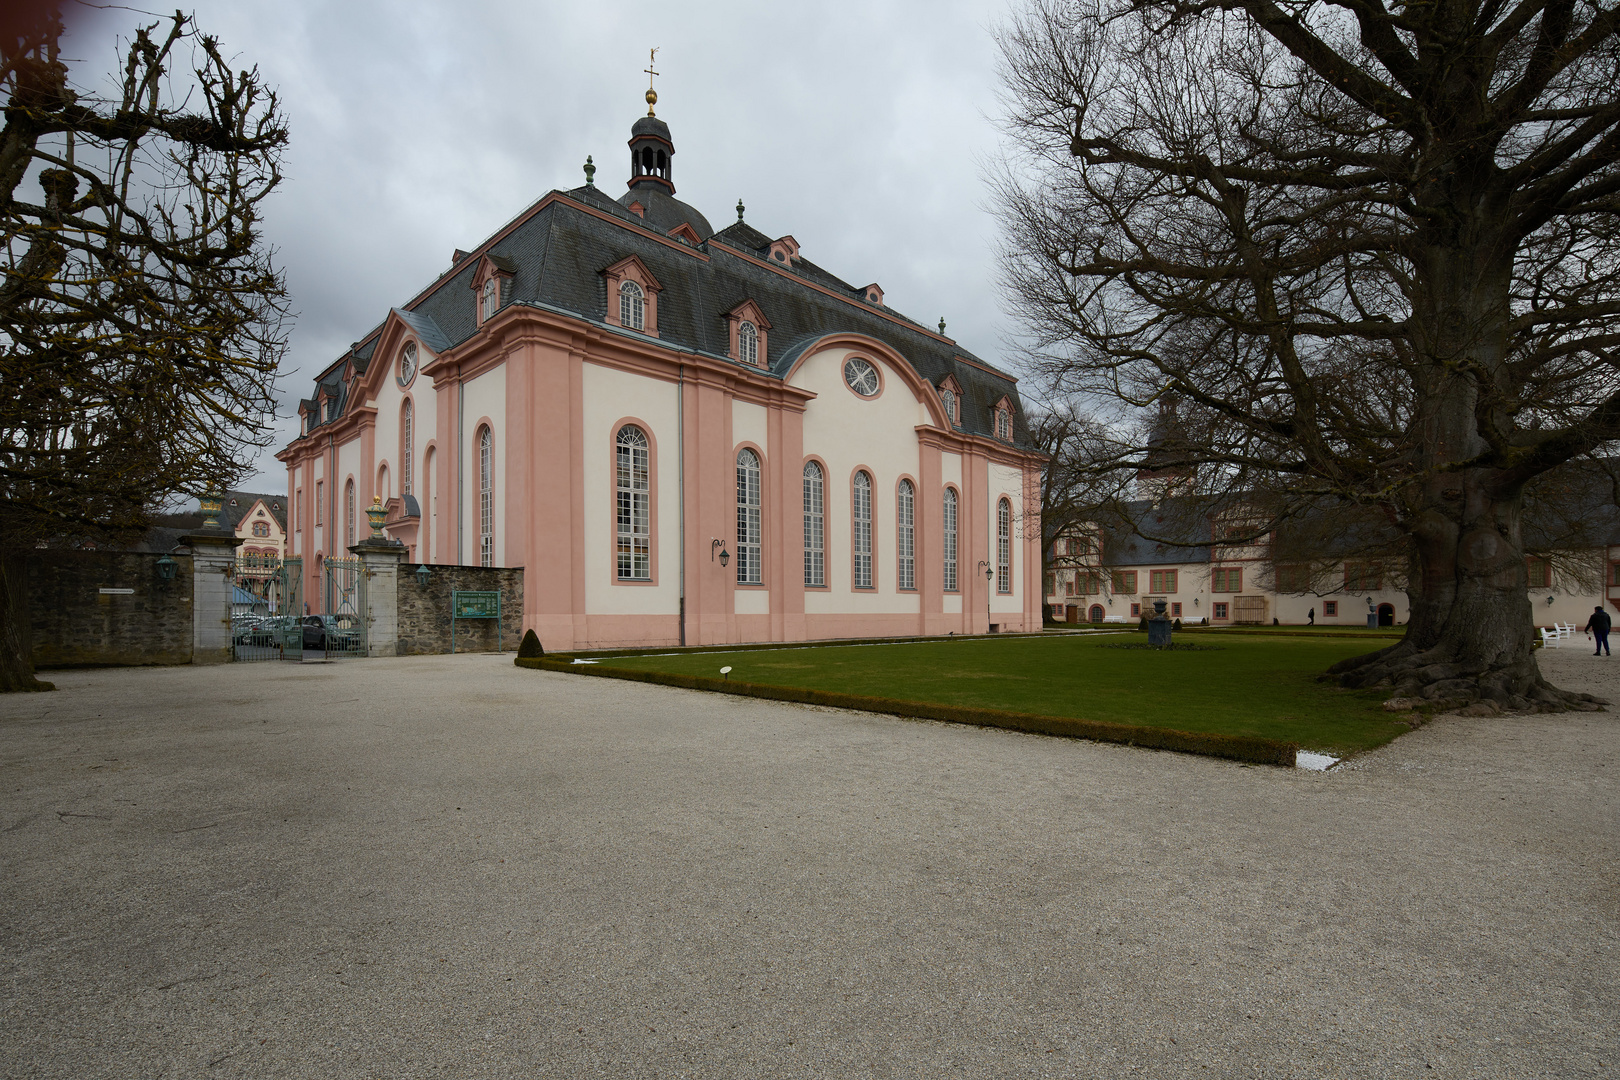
[919,438,943,635]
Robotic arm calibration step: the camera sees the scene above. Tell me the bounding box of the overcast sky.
[60,0,1025,495]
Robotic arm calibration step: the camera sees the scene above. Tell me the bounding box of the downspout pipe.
[677,366,685,646]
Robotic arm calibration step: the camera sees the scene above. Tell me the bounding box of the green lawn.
[594,634,1411,756]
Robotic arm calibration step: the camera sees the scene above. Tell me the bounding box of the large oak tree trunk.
[0,552,53,693]
[1328,473,1603,711]
[1328,234,1605,712]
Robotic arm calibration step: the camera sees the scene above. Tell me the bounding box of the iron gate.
[316,556,368,658]
[232,555,303,661]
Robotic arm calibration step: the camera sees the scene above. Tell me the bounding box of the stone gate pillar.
[352,497,405,657]
[183,498,243,665]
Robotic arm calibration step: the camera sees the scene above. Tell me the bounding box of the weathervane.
[644,47,660,116]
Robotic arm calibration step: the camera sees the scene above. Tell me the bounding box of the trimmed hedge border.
[516,654,1298,768]
[519,629,1090,664]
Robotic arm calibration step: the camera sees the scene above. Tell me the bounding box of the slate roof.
[219,490,288,532]
[298,123,1029,450]
[1101,500,1214,566]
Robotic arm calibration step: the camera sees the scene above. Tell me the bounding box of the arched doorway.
[1090,604,1106,623]
[1377,603,1395,627]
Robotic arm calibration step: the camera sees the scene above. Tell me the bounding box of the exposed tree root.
[1328,640,1606,715]
[0,673,55,693]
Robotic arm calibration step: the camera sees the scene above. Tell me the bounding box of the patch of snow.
[570,658,599,665]
[1296,750,1339,771]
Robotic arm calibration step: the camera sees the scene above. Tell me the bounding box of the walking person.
[1585,605,1611,656]
[1308,606,1315,626]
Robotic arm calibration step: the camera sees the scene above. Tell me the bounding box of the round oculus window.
[398,342,417,385]
[843,357,880,396]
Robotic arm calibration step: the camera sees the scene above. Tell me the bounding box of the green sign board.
[453,590,501,618]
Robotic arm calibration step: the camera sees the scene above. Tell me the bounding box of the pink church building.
[277,95,1045,652]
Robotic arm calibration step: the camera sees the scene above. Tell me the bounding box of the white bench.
[1102,615,1129,624]
[1540,624,1578,648]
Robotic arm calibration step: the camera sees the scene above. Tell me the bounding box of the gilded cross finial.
[644,47,660,116]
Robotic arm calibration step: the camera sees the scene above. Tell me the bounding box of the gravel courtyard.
[2,646,1616,1079]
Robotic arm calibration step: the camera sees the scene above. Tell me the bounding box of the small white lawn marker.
[720,665,732,681]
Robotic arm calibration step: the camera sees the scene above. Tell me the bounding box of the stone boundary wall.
[29,551,195,668]
[396,565,524,655]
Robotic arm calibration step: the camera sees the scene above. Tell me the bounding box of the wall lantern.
[711,538,730,568]
[983,562,993,581]
[416,564,432,587]
[154,554,178,582]
[1193,597,1199,607]
[1547,594,1556,605]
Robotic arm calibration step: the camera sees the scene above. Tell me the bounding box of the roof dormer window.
[767,235,800,265]
[471,253,515,327]
[620,280,645,331]
[724,299,771,367]
[862,283,884,306]
[937,375,963,427]
[601,254,662,337]
[994,398,1014,441]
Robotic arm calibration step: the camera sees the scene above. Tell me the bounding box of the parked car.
[234,615,296,648]
[302,614,361,652]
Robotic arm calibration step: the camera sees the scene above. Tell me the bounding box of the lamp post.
[978,560,993,632]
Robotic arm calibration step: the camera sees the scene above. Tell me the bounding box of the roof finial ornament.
[939,317,947,334]
[583,155,596,187]
[644,47,660,117]
[736,198,745,222]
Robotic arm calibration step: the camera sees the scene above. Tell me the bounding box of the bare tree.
[1025,397,1134,606]
[994,0,1620,711]
[0,5,289,691]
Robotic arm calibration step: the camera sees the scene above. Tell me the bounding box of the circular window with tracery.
[398,341,417,386]
[843,357,879,397]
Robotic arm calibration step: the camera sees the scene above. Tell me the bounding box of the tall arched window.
[997,497,1012,593]
[619,280,645,331]
[803,461,824,587]
[739,321,758,366]
[896,479,915,590]
[401,399,413,496]
[736,448,762,585]
[616,425,651,580]
[943,487,959,592]
[345,479,355,548]
[852,471,873,589]
[482,278,497,320]
[479,426,494,567]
